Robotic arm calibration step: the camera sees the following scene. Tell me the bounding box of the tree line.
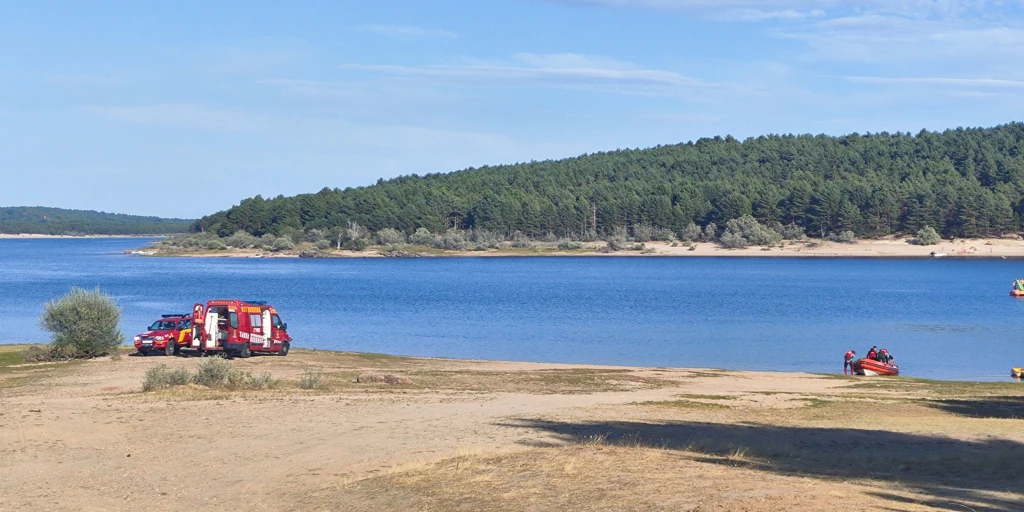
[0,207,192,235]
[193,123,1024,241]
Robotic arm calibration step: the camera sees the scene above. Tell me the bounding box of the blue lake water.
[2,238,1023,381]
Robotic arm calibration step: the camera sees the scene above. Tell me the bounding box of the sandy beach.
[139,236,1024,259]
[1,345,1022,511]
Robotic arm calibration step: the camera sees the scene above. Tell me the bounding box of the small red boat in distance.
[853,358,899,376]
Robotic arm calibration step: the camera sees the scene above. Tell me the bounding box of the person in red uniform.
[844,350,856,375]
[878,348,892,365]
[866,346,878,361]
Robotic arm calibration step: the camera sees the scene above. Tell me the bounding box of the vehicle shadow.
[500,418,1024,511]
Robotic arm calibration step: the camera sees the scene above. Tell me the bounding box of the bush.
[225,231,258,249]
[343,238,369,251]
[356,372,412,384]
[632,223,654,243]
[916,226,942,245]
[227,370,277,390]
[678,222,702,242]
[557,239,583,250]
[314,239,333,250]
[142,364,191,391]
[409,227,434,246]
[780,223,806,240]
[651,227,675,242]
[376,228,406,245]
[259,233,277,250]
[193,356,233,387]
[434,230,469,250]
[39,287,123,359]
[702,223,718,241]
[827,230,857,244]
[719,231,748,249]
[267,237,292,251]
[299,368,325,389]
[509,231,533,249]
[205,240,227,251]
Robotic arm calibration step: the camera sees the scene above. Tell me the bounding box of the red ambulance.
[190,300,292,357]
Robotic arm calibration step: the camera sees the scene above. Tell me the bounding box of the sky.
[2,0,1024,218]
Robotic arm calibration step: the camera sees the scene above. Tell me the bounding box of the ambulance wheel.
[239,345,251,358]
[164,343,175,357]
[278,342,289,357]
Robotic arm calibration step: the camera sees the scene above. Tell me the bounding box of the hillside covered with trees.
[194,123,1024,244]
[0,207,193,235]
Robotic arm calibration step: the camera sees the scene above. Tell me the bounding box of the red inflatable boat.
[853,358,899,376]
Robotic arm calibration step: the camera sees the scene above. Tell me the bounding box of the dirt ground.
[2,346,1023,511]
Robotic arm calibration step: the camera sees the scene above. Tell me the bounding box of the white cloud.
[845,76,1024,87]
[341,53,721,95]
[353,24,457,39]
[82,104,269,131]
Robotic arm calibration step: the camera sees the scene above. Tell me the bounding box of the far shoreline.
[128,237,1024,260]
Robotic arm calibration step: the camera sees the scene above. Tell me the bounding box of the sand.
[2,347,1023,511]
[132,236,1024,259]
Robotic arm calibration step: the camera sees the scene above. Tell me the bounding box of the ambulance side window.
[228,313,239,329]
[250,314,262,329]
[272,315,284,329]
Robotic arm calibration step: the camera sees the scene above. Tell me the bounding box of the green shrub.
[225,231,258,249]
[827,230,857,244]
[557,239,583,250]
[780,223,806,240]
[409,227,435,246]
[142,364,191,391]
[343,238,369,251]
[916,226,942,245]
[227,370,278,390]
[702,223,718,241]
[678,222,702,242]
[314,239,333,250]
[193,356,233,387]
[719,231,747,249]
[272,237,295,252]
[376,227,406,245]
[299,368,325,389]
[205,240,227,250]
[39,287,123,359]
[632,223,654,242]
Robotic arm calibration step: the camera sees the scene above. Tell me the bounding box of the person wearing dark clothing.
[879,348,892,365]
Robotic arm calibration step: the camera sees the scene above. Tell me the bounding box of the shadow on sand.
[926,396,1024,419]
[501,418,1024,511]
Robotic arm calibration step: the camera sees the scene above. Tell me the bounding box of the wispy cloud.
[341,53,722,94]
[353,24,457,39]
[82,104,268,131]
[845,76,1024,88]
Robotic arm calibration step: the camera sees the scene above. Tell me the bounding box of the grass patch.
[142,364,191,391]
[641,399,732,409]
[299,367,326,390]
[356,372,412,385]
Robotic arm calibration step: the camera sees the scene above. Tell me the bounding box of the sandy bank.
[138,236,1024,259]
[2,345,1022,511]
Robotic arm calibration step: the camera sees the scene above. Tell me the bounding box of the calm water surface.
[2,238,1023,381]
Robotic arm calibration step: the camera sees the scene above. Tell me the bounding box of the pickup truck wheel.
[239,344,251,358]
[278,342,289,357]
[164,342,175,357]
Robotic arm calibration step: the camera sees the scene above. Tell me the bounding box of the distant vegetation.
[194,123,1024,246]
[0,206,192,235]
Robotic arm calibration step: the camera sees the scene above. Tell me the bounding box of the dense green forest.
[0,207,193,235]
[194,123,1024,242]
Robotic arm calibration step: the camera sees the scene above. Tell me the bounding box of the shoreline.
[134,237,1024,259]
[0,234,169,239]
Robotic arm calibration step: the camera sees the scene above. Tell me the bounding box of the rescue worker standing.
[844,349,856,375]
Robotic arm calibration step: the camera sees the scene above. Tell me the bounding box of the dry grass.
[356,372,412,384]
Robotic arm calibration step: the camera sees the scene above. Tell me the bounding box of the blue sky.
[3,0,1024,218]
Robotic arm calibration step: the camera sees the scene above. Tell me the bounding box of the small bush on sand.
[299,368,326,389]
[21,345,55,362]
[356,372,412,385]
[557,239,583,250]
[193,356,233,388]
[916,226,942,245]
[227,370,278,390]
[39,287,123,359]
[142,364,191,391]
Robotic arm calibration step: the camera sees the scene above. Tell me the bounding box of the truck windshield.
[148,320,178,331]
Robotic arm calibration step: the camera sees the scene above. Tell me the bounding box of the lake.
[1,238,1023,381]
